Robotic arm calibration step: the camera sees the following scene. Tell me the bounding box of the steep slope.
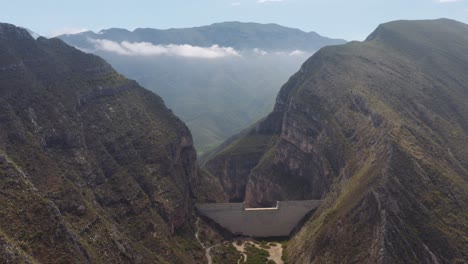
[0,23,210,263]
[205,19,468,263]
[58,22,346,155]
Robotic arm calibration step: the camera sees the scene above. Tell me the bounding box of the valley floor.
[195,218,289,264]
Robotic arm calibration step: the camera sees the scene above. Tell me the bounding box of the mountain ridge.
[63,21,345,52]
[204,18,468,263]
[0,22,221,263]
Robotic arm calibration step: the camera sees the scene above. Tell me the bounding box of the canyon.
[1,18,467,264]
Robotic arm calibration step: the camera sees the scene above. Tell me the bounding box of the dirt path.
[204,245,217,264]
[232,241,248,263]
[195,217,221,264]
[195,218,205,247]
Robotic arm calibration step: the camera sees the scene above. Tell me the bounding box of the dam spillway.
[196,200,322,237]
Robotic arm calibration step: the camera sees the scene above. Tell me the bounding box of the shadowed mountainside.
[205,19,468,263]
[0,23,225,263]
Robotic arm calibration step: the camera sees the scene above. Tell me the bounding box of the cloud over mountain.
[51,27,88,37]
[90,39,240,59]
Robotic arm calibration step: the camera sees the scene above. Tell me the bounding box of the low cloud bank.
[89,38,309,59]
[90,39,240,59]
[253,48,308,56]
[288,50,307,56]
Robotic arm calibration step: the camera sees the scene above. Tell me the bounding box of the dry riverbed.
[232,239,285,264]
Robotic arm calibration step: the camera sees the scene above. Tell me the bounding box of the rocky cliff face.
[0,23,208,263]
[205,19,468,263]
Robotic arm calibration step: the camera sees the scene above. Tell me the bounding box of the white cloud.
[90,39,240,59]
[231,2,241,6]
[253,48,268,55]
[257,0,283,3]
[50,27,88,37]
[272,50,309,56]
[21,28,41,39]
[289,50,306,56]
[436,0,462,2]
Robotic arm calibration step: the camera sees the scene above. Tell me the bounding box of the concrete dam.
[196,200,322,237]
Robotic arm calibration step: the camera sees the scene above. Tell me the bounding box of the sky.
[1,0,466,41]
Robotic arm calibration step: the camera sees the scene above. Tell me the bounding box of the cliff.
[205,19,468,263]
[0,23,208,263]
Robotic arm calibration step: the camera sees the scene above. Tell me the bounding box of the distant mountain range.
[58,22,346,155]
[60,21,345,52]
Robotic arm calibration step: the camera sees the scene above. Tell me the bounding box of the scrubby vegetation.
[211,243,243,264]
[244,243,270,264]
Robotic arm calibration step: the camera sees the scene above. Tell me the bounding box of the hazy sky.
[1,0,466,40]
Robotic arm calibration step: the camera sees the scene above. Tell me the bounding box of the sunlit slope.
[206,19,468,263]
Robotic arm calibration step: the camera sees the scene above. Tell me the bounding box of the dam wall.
[196,200,322,237]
